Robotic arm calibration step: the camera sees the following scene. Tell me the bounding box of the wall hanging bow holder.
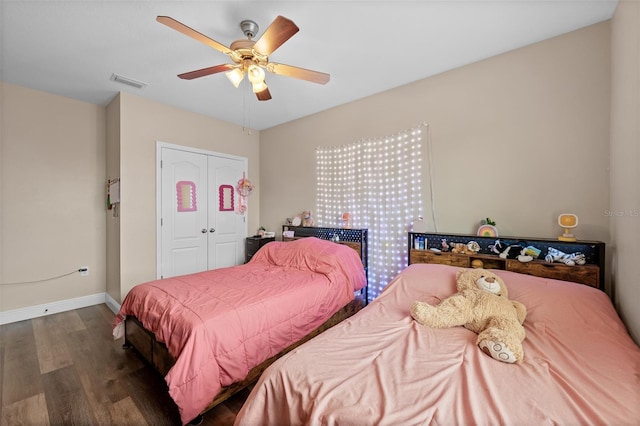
[236,173,254,215]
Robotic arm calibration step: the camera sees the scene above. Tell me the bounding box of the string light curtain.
[316,124,425,301]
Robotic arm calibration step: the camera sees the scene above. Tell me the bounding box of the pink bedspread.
[114,237,365,424]
[236,263,640,425]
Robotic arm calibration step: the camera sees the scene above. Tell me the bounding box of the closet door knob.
[209,228,216,233]
[201,228,207,234]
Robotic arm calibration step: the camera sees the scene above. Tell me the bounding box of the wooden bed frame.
[408,232,606,289]
[124,297,363,410]
[123,229,368,422]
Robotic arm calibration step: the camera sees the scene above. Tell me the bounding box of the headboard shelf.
[408,232,605,290]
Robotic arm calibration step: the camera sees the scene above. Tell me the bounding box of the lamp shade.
[225,68,245,88]
[559,214,578,228]
[247,64,265,84]
[251,80,268,93]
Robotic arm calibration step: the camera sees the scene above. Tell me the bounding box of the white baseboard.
[0,293,116,325]
[105,293,121,315]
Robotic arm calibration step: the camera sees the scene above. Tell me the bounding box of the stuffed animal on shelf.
[466,241,481,253]
[499,245,524,259]
[489,239,524,259]
[516,248,533,263]
[449,242,470,254]
[450,243,469,254]
[410,268,527,363]
[545,247,586,266]
[451,241,481,254]
[301,210,314,227]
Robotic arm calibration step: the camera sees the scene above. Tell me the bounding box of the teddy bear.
[301,210,314,227]
[410,268,527,363]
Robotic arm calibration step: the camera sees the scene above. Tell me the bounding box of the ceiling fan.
[157,15,330,101]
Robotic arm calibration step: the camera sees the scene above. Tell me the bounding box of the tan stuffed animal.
[410,268,527,363]
[450,243,469,254]
[301,210,314,227]
[449,243,465,254]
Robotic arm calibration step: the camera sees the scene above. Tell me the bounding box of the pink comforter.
[236,263,640,425]
[114,237,365,424]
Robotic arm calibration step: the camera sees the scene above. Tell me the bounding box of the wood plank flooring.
[0,304,250,426]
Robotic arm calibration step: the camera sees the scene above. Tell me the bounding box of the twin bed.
[236,262,640,425]
[116,232,640,425]
[114,236,367,424]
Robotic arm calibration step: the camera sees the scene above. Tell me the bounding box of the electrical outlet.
[80,266,89,276]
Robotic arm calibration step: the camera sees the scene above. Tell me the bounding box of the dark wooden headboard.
[408,232,605,290]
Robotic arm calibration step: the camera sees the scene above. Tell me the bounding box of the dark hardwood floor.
[0,304,250,426]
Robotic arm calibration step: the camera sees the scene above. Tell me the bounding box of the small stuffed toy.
[301,210,314,227]
[490,239,524,259]
[545,247,586,266]
[410,268,527,363]
[450,241,481,255]
[450,243,470,254]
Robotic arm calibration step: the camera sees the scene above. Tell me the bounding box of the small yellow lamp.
[558,213,578,242]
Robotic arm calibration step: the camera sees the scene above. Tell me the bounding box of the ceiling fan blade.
[253,16,299,56]
[178,64,236,80]
[256,87,272,101]
[157,16,232,55]
[267,63,330,84]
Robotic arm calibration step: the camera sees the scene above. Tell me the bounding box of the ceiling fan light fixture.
[225,68,245,88]
[247,64,265,84]
[251,80,268,93]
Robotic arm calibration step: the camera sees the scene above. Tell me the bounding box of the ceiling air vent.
[110,73,147,89]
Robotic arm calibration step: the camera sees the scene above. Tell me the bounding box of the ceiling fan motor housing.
[240,20,259,39]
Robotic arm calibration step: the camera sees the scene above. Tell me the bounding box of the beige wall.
[0,82,106,311]
[0,85,260,313]
[116,92,260,300]
[105,93,121,304]
[610,1,640,344]
[2,15,636,344]
[261,22,610,244]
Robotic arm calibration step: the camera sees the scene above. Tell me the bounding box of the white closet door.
[208,155,246,268]
[160,148,209,278]
[159,145,248,278]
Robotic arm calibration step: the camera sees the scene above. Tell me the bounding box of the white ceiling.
[1,1,618,131]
